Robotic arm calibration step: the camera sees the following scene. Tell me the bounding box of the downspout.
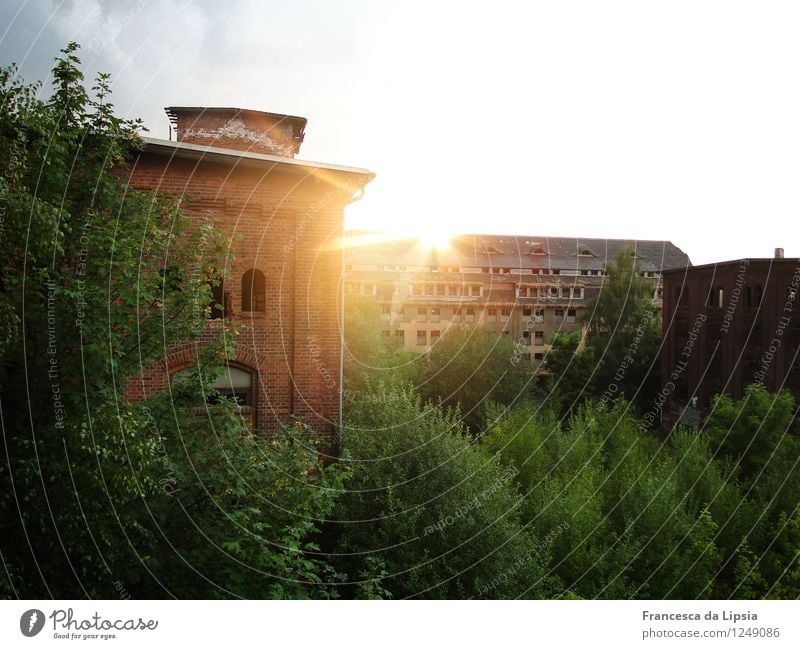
[338,181,370,447]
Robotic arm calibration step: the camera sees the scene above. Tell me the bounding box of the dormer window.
[530,246,548,255]
[577,247,595,257]
[483,245,501,254]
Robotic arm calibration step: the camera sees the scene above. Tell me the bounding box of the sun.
[416,226,452,250]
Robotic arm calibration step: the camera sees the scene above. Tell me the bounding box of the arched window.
[242,269,266,313]
[172,363,254,406]
[209,364,253,406]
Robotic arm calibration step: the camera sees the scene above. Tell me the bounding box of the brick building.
[124,107,374,434]
[345,233,689,366]
[661,252,800,426]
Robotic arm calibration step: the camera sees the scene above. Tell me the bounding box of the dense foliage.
[2,45,797,601]
[0,45,343,599]
[329,384,555,598]
[545,249,662,416]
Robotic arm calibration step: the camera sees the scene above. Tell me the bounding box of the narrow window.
[242,269,266,313]
[210,279,226,319]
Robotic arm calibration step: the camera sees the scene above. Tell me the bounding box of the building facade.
[345,233,689,365]
[123,106,374,435]
[661,254,800,425]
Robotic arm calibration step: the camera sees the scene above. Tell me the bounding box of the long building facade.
[345,233,690,364]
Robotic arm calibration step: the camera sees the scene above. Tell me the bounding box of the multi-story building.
[124,106,374,435]
[345,233,690,364]
[661,251,800,426]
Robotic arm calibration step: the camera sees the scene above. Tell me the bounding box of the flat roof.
[662,258,800,273]
[140,137,375,180]
[165,106,307,127]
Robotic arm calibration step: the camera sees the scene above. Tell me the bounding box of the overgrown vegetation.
[0,44,343,599]
[1,45,797,600]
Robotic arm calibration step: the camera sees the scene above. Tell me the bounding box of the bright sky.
[2,1,799,265]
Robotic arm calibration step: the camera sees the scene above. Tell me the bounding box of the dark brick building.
[661,253,800,426]
[123,106,374,434]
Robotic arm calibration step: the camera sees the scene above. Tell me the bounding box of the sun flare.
[417,228,452,250]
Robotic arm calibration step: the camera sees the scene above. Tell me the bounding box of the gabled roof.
[346,232,691,272]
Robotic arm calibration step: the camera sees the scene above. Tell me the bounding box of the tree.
[342,294,424,395]
[328,383,557,599]
[423,324,532,431]
[543,330,597,416]
[482,400,735,598]
[545,249,661,416]
[135,375,348,598]
[583,248,662,410]
[0,44,344,598]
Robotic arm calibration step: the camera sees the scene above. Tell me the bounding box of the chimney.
[165,107,306,158]
[775,247,785,259]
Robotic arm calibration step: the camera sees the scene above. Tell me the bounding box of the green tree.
[136,372,348,598]
[423,324,531,431]
[583,248,661,410]
[544,330,597,415]
[0,44,344,599]
[343,294,424,395]
[329,384,557,598]
[545,249,661,416]
[483,400,732,598]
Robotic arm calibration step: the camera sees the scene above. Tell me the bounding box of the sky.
[1,0,799,265]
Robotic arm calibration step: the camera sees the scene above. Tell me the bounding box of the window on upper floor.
[242,268,266,313]
[209,278,227,319]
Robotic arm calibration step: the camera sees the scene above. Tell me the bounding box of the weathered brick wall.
[122,152,354,436]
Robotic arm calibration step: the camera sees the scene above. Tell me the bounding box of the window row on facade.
[345,281,589,299]
[674,283,796,310]
[381,305,578,324]
[209,268,266,318]
[345,264,656,277]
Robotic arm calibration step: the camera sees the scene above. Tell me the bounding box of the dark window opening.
[242,269,266,313]
[210,279,226,319]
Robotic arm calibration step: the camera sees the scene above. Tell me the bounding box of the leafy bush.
[423,324,532,431]
[329,384,556,598]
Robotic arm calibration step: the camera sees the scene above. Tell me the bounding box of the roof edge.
[139,137,375,178]
[663,258,800,273]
